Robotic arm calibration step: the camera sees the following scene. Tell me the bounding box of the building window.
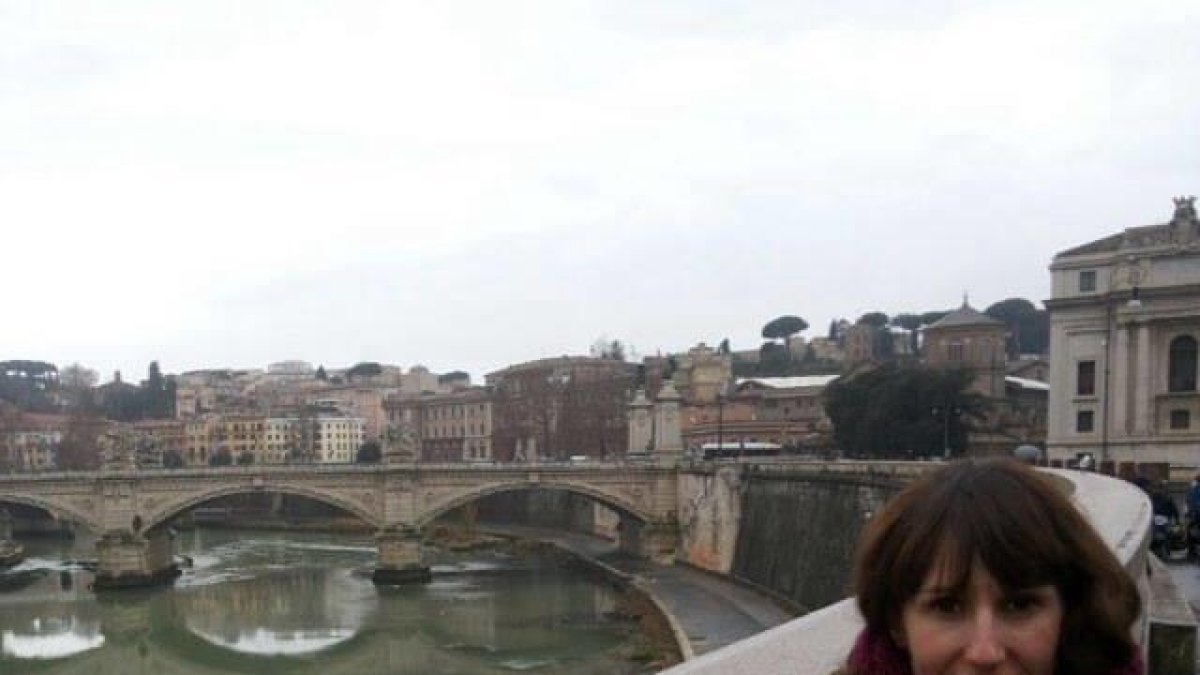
[1171,410,1191,430]
[1076,410,1094,433]
[948,342,964,361]
[1079,270,1097,293]
[1076,361,1096,396]
[1168,335,1198,392]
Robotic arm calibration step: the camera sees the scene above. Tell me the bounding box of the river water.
[0,529,657,674]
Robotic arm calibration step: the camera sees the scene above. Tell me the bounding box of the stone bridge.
[0,460,681,589]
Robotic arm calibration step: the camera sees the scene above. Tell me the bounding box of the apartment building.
[385,388,492,462]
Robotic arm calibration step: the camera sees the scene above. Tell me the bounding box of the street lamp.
[931,403,961,459]
[711,380,735,460]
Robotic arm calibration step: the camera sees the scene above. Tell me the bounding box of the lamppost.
[716,389,725,459]
[715,380,732,460]
[931,403,960,459]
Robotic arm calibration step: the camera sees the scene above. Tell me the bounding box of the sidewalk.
[1165,560,1200,673]
[478,524,794,657]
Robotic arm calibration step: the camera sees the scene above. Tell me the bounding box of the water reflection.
[0,530,647,674]
[2,617,104,659]
[180,567,374,656]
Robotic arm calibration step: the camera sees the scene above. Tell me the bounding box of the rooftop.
[925,300,1004,330]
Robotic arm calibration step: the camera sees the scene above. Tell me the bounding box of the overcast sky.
[3,1,1199,383]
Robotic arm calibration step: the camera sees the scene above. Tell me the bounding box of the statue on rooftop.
[1172,195,1197,223]
[382,421,419,464]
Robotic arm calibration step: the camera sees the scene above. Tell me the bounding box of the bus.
[698,441,783,460]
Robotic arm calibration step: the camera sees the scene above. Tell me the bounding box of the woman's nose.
[962,610,1005,665]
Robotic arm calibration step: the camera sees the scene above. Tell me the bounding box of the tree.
[758,341,794,376]
[316,365,327,381]
[891,314,924,353]
[356,440,382,463]
[0,360,59,413]
[236,450,255,466]
[142,361,173,419]
[590,337,629,361]
[287,408,318,464]
[824,362,988,459]
[985,298,1049,356]
[57,410,105,470]
[920,310,950,326]
[60,363,98,390]
[0,402,20,472]
[717,338,731,355]
[346,362,383,381]
[762,315,809,346]
[856,312,889,328]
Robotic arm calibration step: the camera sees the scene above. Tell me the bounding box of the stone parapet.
[662,468,1178,674]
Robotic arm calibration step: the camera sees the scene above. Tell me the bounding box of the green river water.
[0,529,656,674]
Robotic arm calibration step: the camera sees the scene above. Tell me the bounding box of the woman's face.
[899,560,1063,675]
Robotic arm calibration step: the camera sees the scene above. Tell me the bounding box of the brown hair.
[852,458,1140,675]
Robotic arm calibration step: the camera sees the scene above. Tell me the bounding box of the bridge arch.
[416,480,655,530]
[0,492,103,534]
[141,484,383,533]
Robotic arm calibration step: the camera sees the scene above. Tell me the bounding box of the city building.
[131,419,185,466]
[1,413,65,471]
[384,388,492,462]
[672,343,733,405]
[266,360,315,380]
[487,356,633,461]
[922,300,1008,399]
[183,416,218,466]
[305,386,392,441]
[1046,197,1200,469]
[263,417,296,464]
[212,414,266,464]
[680,376,838,452]
[311,415,365,463]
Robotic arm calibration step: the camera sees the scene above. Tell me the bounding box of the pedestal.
[93,530,180,591]
[373,527,431,585]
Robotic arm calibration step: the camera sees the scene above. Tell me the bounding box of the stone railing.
[663,468,1191,675]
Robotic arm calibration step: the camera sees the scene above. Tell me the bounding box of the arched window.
[1168,335,1198,392]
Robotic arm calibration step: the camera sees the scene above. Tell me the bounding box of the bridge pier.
[372,526,431,585]
[93,529,180,590]
[618,516,678,565]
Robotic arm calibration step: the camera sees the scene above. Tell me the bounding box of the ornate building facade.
[1046,197,1200,468]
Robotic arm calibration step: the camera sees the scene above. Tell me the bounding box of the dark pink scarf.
[845,628,1144,675]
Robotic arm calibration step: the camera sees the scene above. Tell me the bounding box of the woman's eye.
[929,597,961,614]
[1001,595,1040,614]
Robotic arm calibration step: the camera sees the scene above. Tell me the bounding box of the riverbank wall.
[676,463,905,612]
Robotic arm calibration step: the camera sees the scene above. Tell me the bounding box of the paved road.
[479,524,794,657]
[1165,559,1200,673]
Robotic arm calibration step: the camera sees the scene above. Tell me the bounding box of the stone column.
[627,390,653,456]
[1113,323,1131,434]
[653,382,684,457]
[1134,323,1153,434]
[94,529,179,590]
[373,526,431,584]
